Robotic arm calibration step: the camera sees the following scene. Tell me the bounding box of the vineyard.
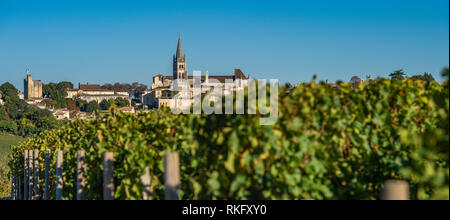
[0,134,23,197]
[7,74,450,200]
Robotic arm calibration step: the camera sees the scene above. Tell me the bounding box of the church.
[142,37,249,109]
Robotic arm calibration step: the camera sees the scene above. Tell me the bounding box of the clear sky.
[0,0,448,91]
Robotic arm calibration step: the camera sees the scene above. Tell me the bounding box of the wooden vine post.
[33,149,40,200]
[10,155,15,200]
[55,150,64,200]
[28,150,33,200]
[382,180,410,200]
[164,152,180,200]
[23,150,28,200]
[103,152,114,200]
[44,150,50,200]
[140,167,151,200]
[76,150,86,200]
[14,154,19,200]
[18,178,22,200]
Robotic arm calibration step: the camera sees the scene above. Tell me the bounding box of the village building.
[118,106,136,114]
[25,98,45,106]
[52,108,70,120]
[0,91,4,105]
[143,37,249,109]
[18,92,24,100]
[72,111,96,121]
[66,83,130,103]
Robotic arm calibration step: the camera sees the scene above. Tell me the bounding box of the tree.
[411,73,435,83]
[0,82,19,101]
[43,81,73,109]
[115,97,130,108]
[102,83,113,91]
[66,100,79,112]
[130,82,148,98]
[0,120,18,134]
[0,105,9,120]
[75,99,88,111]
[57,81,74,93]
[66,100,79,118]
[112,83,123,92]
[0,82,61,137]
[41,99,58,108]
[43,82,56,98]
[100,99,112,110]
[443,67,449,79]
[86,101,100,113]
[284,82,293,89]
[389,69,406,80]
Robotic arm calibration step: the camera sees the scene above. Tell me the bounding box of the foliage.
[284,82,293,89]
[389,69,406,80]
[0,134,24,197]
[85,101,100,113]
[43,82,73,109]
[99,99,112,111]
[8,77,449,200]
[75,99,88,112]
[410,73,436,83]
[66,100,79,119]
[41,99,58,108]
[0,83,61,137]
[0,83,20,103]
[101,82,147,98]
[0,120,18,134]
[100,98,130,110]
[399,68,449,199]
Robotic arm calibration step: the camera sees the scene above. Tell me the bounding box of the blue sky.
[0,0,448,91]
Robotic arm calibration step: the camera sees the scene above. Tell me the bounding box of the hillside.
[0,134,24,197]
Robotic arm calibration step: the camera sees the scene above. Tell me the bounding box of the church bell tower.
[173,36,187,80]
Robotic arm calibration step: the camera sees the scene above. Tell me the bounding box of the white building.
[66,83,130,103]
[52,108,70,120]
[0,92,4,105]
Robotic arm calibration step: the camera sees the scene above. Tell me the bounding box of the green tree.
[86,101,100,113]
[57,81,74,93]
[0,120,17,134]
[100,99,112,110]
[115,97,130,108]
[284,82,293,89]
[0,82,61,137]
[43,81,73,109]
[389,69,406,80]
[411,72,435,83]
[0,82,19,101]
[41,99,58,108]
[75,99,88,111]
[0,105,9,120]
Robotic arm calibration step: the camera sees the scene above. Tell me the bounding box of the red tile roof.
[79,84,106,91]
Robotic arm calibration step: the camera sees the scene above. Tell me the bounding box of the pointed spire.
[176,35,183,59]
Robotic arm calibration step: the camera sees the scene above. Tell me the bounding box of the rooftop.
[79,83,107,91]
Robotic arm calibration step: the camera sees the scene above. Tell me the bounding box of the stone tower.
[173,36,187,80]
[24,69,43,100]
